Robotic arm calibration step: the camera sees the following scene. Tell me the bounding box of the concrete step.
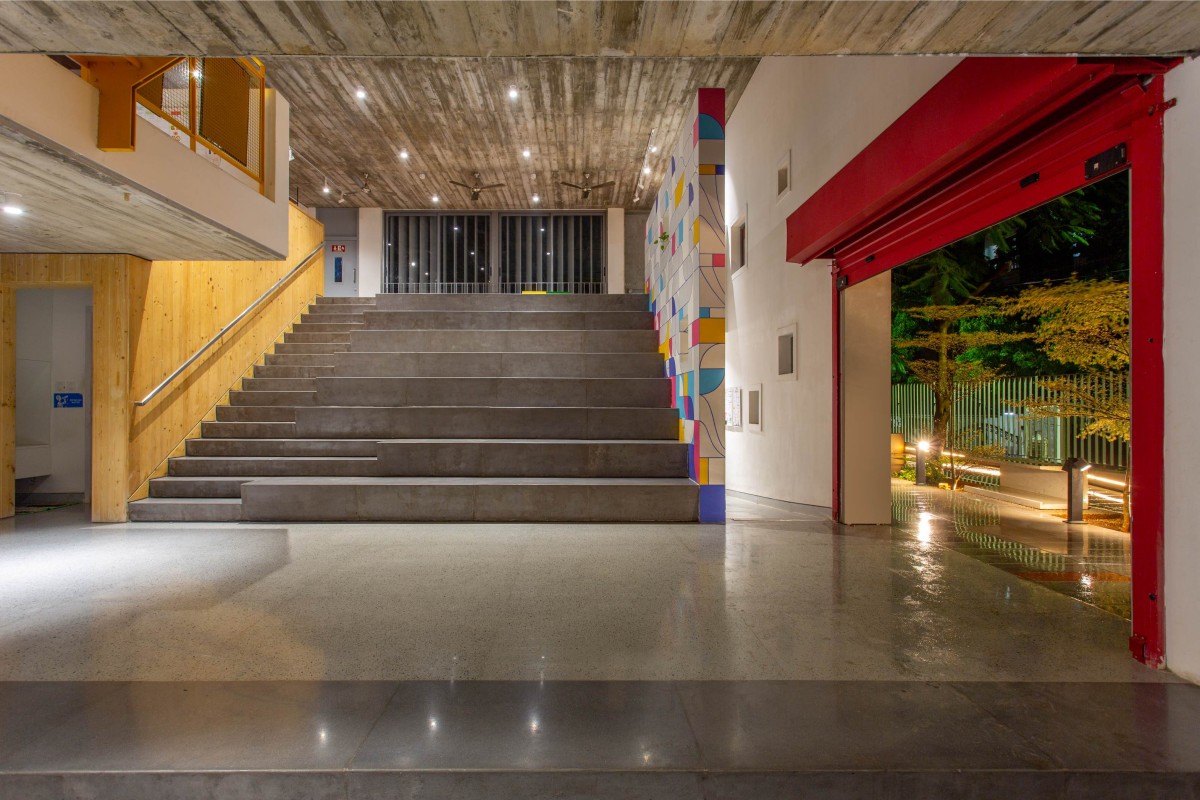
[169,457,381,477]
[374,293,648,312]
[273,342,350,355]
[965,484,1068,510]
[149,476,252,498]
[215,406,297,422]
[252,364,334,379]
[283,331,352,344]
[350,329,657,354]
[185,438,379,457]
[362,310,652,331]
[127,497,242,521]
[299,313,366,325]
[240,477,698,522]
[315,377,670,408]
[201,421,298,438]
[263,353,338,368]
[378,439,688,478]
[240,377,317,392]
[290,321,364,333]
[292,406,679,440]
[228,390,317,407]
[314,296,376,306]
[333,351,664,379]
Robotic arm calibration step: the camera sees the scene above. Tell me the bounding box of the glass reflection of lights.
[529,717,541,734]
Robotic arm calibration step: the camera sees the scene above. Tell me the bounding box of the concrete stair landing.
[128,293,697,522]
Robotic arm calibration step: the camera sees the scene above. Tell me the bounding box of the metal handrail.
[134,244,324,407]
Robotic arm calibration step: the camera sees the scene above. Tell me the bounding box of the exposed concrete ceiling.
[0,118,278,260]
[272,56,757,211]
[0,1,1198,57]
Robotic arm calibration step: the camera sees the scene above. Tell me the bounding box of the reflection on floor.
[1,499,1195,798]
[0,499,1157,682]
[892,480,1132,619]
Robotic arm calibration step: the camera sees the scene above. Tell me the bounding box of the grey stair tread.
[379,438,682,444]
[243,476,696,486]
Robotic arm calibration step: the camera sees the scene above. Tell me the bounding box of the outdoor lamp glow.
[915,440,930,485]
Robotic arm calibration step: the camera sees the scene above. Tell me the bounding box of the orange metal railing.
[134,57,266,193]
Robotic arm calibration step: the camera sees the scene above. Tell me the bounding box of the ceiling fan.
[561,172,615,200]
[450,172,506,202]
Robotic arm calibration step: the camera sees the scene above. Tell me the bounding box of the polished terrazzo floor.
[0,494,1166,682]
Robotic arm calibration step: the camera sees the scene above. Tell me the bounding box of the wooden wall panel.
[0,283,13,518]
[0,204,321,522]
[127,204,324,499]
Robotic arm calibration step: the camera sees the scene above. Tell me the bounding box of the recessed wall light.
[355,88,367,100]
[399,148,410,160]
[522,148,531,159]
[507,86,519,101]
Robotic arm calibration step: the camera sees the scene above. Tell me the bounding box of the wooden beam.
[0,283,13,519]
[74,55,179,151]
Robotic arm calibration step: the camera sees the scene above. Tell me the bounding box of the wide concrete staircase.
[128,293,698,522]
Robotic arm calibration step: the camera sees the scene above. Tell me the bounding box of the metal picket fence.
[891,373,1129,470]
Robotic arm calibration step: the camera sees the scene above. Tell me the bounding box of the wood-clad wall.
[0,253,140,521]
[0,203,324,522]
[128,205,324,499]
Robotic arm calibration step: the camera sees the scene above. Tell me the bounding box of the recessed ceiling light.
[532,193,540,203]
[2,205,23,216]
[399,148,409,160]
[431,194,439,203]
[642,165,651,175]
[507,86,519,101]
[522,148,531,159]
[355,88,367,100]
[650,145,659,153]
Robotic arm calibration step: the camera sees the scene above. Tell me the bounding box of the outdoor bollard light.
[915,441,930,486]
[1061,456,1092,524]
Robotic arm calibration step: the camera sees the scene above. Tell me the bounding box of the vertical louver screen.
[383,212,604,293]
[383,213,489,293]
[500,214,605,293]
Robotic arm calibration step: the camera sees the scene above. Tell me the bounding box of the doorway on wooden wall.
[13,287,93,513]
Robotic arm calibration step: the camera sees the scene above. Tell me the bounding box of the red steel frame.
[789,57,1177,666]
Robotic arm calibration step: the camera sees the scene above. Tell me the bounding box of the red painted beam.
[786,57,1110,265]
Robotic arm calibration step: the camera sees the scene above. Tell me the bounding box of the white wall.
[606,207,625,294]
[0,54,289,258]
[357,208,384,297]
[724,55,959,508]
[1163,56,1200,683]
[15,288,91,497]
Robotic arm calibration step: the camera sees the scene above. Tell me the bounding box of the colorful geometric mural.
[646,88,726,523]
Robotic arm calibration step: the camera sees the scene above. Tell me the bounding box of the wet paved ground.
[0,496,1191,799]
[892,481,1133,619]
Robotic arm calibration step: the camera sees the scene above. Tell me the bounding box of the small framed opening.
[777,323,797,379]
[747,383,762,432]
[730,214,747,277]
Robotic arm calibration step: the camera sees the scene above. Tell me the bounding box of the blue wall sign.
[53,393,84,408]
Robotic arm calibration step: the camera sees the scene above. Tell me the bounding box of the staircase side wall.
[127,204,325,499]
[646,88,727,522]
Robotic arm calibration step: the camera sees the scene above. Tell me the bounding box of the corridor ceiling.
[1,1,1198,211]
